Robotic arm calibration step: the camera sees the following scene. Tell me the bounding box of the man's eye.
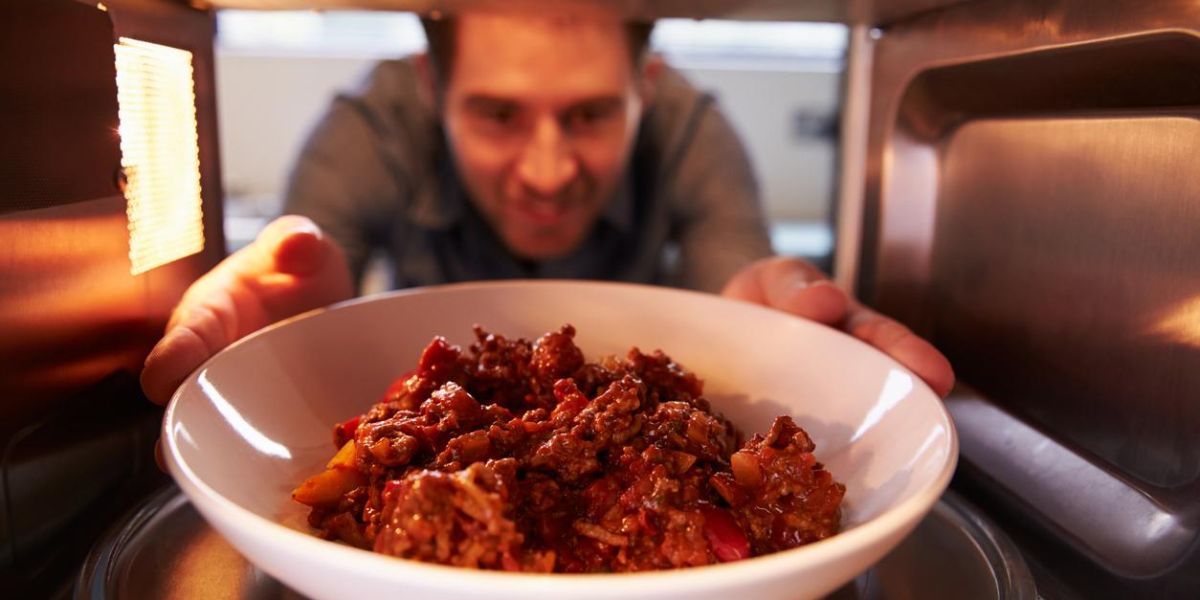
[483,107,516,124]
[470,103,519,127]
[564,103,620,132]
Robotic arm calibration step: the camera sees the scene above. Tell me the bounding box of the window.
[217,11,426,56]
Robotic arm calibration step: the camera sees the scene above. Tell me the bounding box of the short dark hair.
[420,15,655,88]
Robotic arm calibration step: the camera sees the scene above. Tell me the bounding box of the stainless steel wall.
[851,1,1200,596]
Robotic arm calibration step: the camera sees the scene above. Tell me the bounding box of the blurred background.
[213,11,847,287]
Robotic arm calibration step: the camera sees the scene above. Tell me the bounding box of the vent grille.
[115,37,204,275]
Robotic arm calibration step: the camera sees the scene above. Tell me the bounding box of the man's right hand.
[141,215,354,405]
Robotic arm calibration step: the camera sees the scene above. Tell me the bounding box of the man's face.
[440,12,647,261]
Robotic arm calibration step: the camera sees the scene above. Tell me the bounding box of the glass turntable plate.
[76,485,1035,600]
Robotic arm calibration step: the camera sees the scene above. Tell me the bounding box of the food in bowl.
[293,324,844,572]
[165,281,957,600]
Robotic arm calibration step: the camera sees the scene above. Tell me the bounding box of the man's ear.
[413,53,440,113]
[638,54,665,107]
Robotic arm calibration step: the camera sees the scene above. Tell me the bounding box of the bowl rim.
[163,279,959,595]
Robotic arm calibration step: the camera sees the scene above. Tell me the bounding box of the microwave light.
[115,37,204,276]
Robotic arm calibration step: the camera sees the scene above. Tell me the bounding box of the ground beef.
[297,325,844,572]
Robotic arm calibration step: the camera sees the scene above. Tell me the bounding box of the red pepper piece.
[382,369,417,398]
[699,505,751,562]
[333,415,362,447]
[382,479,404,501]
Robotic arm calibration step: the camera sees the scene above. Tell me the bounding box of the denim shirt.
[283,58,772,294]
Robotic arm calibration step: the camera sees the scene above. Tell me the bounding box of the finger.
[723,257,849,326]
[260,215,329,277]
[764,279,848,326]
[250,216,353,319]
[141,305,231,405]
[847,307,955,397]
[721,262,768,304]
[142,327,209,405]
[142,216,351,409]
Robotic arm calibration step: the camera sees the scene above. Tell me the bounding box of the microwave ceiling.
[193,0,971,25]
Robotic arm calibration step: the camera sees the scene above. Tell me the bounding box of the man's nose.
[516,118,579,197]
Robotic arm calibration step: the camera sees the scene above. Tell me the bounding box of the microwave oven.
[2,0,1197,598]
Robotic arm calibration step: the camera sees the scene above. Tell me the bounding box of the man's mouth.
[516,197,572,228]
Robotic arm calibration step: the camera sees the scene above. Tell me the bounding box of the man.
[140,9,953,404]
[287,14,769,292]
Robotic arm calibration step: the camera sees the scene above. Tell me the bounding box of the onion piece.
[730,451,763,488]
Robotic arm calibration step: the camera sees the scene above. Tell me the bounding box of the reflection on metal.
[833,24,873,292]
[948,391,1196,578]
[1145,294,1200,349]
[855,0,1200,593]
[116,37,205,275]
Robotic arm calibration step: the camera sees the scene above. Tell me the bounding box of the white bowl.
[163,280,956,600]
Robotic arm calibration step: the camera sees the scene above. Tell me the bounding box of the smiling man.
[283,12,772,292]
[140,9,954,405]
[439,14,646,262]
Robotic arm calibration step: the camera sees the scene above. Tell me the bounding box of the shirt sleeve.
[664,79,775,293]
[282,60,426,288]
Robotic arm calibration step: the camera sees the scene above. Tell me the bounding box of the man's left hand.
[722,256,955,397]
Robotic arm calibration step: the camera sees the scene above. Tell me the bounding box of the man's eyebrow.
[462,94,519,109]
[564,96,624,112]
[460,95,626,110]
